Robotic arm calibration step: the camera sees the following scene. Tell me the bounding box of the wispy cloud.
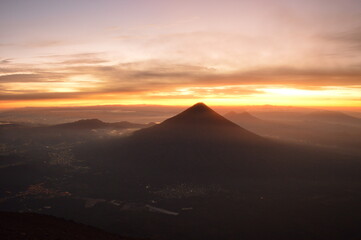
[0,40,67,48]
[0,92,85,100]
[0,58,13,64]
[321,26,361,57]
[1,58,361,102]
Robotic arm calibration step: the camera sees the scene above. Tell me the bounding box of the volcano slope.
[80,103,361,187]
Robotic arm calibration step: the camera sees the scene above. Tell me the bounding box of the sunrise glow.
[1,0,361,109]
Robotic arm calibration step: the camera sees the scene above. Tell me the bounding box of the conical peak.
[240,111,253,117]
[224,111,237,118]
[194,102,206,106]
[132,102,264,142]
[224,111,261,122]
[183,102,213,114]
[161,102,240,128]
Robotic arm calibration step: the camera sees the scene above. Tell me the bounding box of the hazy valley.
[1,103,361,239]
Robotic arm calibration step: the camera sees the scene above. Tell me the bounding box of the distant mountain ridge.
[223,110,291,138]
[0,211,144,240]
[224,111,263,123]
[52,119,155,130]
[303,110,361,125]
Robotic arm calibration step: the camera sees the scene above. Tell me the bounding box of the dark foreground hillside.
[0,211,144,240]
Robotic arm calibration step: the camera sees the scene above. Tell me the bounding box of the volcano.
[130,102,265,145]
[83,103,361,185]
[224,111,262,123]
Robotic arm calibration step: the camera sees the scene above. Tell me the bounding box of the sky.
[1,0,361,109]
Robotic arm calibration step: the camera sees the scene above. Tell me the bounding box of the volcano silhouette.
[84,103,360,185]
[162,102,243,126]
[224,111,263,123]
[131,102,264,144]
[94,103,279,183]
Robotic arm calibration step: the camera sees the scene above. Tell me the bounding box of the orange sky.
[1,0,361,109]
